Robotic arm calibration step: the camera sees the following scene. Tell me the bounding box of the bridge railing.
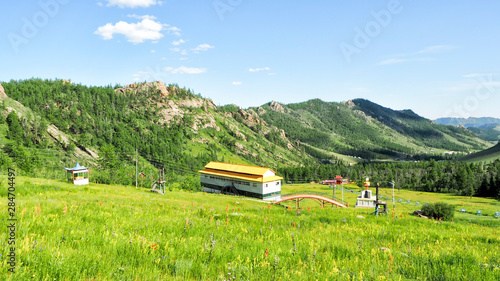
[280,191,346,205]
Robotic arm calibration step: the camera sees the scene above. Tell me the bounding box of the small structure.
[374,183,388,215]
[335,175,343,185]
[355,178,376,208]
[322,177,346,185]
[199,161,283,200]
[65,163,89,185]
[151,169,166,195]
[321,180,336,185]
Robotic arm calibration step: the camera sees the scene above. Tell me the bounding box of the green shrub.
[422,202,455,221]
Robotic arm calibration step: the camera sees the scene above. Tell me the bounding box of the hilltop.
[0,78,494,186]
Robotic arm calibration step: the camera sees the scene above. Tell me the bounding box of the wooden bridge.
[274,192,348,209]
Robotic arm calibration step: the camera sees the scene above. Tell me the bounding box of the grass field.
[282,183,500,226]
[1,176,500,280]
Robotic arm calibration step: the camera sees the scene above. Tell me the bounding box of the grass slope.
[1,176,500,280]
[461,143,500,163]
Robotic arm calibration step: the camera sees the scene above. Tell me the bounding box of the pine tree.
[6,111,24,144]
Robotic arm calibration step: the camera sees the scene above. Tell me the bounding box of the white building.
[355,189,377,208]
[199,161,283,200]
[65,163,89,185]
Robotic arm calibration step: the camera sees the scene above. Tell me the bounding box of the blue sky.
[2,0,500,119]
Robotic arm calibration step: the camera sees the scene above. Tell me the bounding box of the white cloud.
[163,66,207,74]
[133,64,170,82]
[133,71,150,81]
[165,26,181,36]
[94,18,166,44]
[445,82,500,92]
[443,73,500,92]
[172,39,185,46]
[444,84,476,92]
[150,50,156,53]
[192,44,215,53]
[463,73,499,78]
[127,14,157,20]
[106,0,160,8]
[249,67,270,72]
[379,45,455,66]
[417,45,456,54]
[232,82,242,85]
[378,57,434,66]
[170,48,188,56]
[379,58,410,65]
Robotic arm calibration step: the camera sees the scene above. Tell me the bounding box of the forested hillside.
[0,79,311,187]
[255,99,490,160]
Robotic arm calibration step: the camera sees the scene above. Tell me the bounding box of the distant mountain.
[254,98,491,160]
[435,117,500,128]
[435,117,500,141]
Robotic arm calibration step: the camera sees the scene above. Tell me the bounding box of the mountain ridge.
[435,117,500,141]
[0,79,494,175]
[254,98,490,160]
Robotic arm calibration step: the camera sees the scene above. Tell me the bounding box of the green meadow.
[282,183,500,225]
[1,177,500,280]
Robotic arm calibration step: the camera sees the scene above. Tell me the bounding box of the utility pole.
[135,148,138,189]
[390,181,395,215]
[341,181,344,203]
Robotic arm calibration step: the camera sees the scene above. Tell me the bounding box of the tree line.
[278,160,500,199]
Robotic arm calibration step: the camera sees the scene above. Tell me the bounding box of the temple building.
[199,161,282,200]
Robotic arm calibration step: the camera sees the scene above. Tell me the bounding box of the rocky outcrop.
[193,114,220,131]
[0,83,7,100]
[269,101,284,112]
[178,97,216,110]
[158,100,184,124]
[343,100,356,109]
[47,125,97,159]
[353,110,371,124]
[235,131,247,142]
[280,129,286,138]
[236,108,267,128]
[117,81,170,97]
